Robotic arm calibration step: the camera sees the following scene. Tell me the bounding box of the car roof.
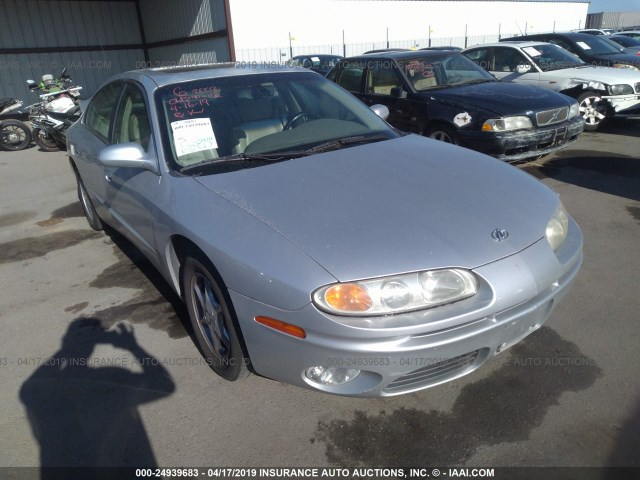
[350,50,460,60]
[108,63,305,88]
[292,54,343,59]
[504,32,600,41]
[466,41,552,49]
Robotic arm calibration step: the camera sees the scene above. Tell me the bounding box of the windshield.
[155,71,396,172]
[573,35,626,55]
[397,54,495,91]
[523,44,585,71]
[610,36,640,47]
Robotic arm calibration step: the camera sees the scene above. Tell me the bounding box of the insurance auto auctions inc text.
[249,468,495,477]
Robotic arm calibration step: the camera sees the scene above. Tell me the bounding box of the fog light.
[305,366,360,386]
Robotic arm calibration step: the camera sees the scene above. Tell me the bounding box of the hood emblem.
[491,228,509,242]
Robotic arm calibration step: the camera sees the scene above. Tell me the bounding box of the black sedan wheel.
[577,91,608,131]
[182,253,249,381]
[427,125,460,145]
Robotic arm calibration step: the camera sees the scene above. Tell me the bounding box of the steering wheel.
[283,112,311,130]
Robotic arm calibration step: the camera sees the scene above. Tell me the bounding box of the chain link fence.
[236,30,532,63]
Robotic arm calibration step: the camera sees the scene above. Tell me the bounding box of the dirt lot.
[0,119,639,477]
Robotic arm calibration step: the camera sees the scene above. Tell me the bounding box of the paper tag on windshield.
[170,118,217,157]
[523,47,542,57]
[311,56,320,62]
[577,42,591,50]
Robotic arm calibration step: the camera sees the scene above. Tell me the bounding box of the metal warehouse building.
[0,0,588,103]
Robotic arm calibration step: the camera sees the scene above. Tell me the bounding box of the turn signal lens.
[324,284,373,313]
[255,316,306,338]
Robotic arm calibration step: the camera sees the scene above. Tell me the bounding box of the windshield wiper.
[305,133,390,153]
[456,79,494,85]
[180,151,309,174]
[179,134,391,174]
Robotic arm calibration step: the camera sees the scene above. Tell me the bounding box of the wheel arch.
[422,119,458,136]
[169,234,253,368]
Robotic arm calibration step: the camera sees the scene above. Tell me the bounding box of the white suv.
[464,41,640,130]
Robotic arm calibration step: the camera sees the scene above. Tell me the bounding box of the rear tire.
[181,252,250,381]
[33,128,61,152]
[577,91,608,131]
[0,120,32,151]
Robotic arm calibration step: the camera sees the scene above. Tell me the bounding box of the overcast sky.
[588,0,640,13]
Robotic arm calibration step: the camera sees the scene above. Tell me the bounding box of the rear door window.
[83,82,123,142]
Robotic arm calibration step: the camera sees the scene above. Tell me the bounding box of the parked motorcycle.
[0,98,32,151]
[27,69,82,152]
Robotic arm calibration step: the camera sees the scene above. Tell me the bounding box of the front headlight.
[612,63,639,71]
[546,201,570,252]
[313,269,479,316]
[608,83,634,95]
[482,116,533,131]
[568,101,580,119]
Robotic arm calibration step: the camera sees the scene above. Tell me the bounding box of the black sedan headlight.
[482,116,533,131]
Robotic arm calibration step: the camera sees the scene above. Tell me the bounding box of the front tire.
[182,252,249,381]
[33,128,61,152]
[0,120,32,151]
[76,173,103,231]
[577,91,609,131]
[426,125,460,145]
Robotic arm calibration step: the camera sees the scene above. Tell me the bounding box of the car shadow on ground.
[605,397,640,470]
[523,150,640,203]
[91,225,192,339]
[19,317,175,478]
[598,118,640,138]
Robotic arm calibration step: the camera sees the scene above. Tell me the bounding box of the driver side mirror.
[26,80,38,90]
[516,64,532,74]
[98,141,158,173]
[370,104,390,121]
[390,87,407,99]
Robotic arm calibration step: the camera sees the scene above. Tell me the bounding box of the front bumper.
[605,94,640,116]
[232,218,583,397]
[459,116,584,162]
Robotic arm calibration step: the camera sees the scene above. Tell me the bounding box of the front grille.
[536,106,569,126]
[383,350,482,394]
[635,82,640,93]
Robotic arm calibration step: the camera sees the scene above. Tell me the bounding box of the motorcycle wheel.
[33,128,61,152]
[0,120,32,151]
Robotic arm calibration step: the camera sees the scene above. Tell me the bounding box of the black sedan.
[286,54,343,76]
[326,50,584,161]
[501,32,640,69]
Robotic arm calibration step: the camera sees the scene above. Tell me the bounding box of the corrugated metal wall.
[586,11,640,30]
[0,0,141,48]
[139,0,231,65]
[140,0,227,42]
[0,0,232,104]
[0,0,145,102]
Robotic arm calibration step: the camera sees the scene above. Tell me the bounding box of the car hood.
[426,81,570,116]
[194,135,557,282]
[554,65,640,84]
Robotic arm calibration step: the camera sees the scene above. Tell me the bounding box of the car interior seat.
[231,85,285,154]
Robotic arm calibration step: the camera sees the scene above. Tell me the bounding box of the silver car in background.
[66,64,583,397]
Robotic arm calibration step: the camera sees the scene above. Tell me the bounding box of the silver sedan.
[66,64,583,396]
